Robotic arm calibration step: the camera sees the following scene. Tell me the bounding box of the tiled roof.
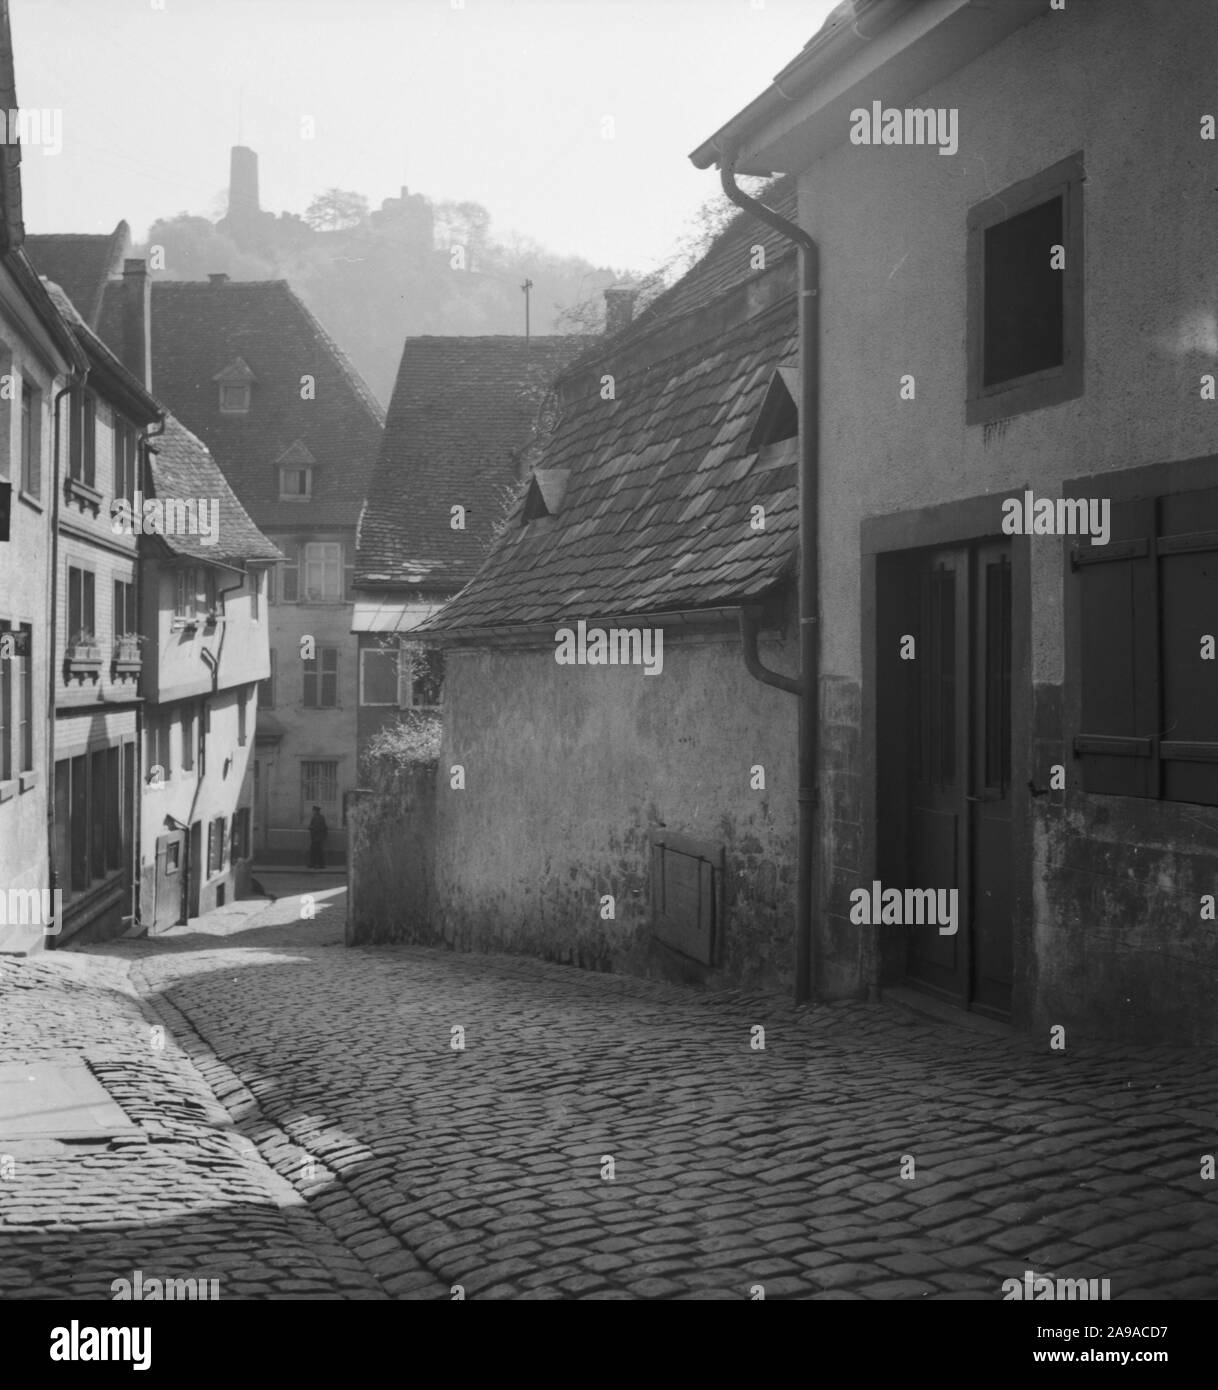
[43,279,160,422]
[25,224,128,326]
[356,335,588,589]
[96,278,384,531]
[147,414,283,566]
[421,296,798,633]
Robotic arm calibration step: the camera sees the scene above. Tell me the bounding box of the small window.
[207,815,225,875]
[360,645,400,706]
[967,152,1084,425]
[649,830,723,966]
[250,570,261,622]
[114,417,139,507]
[69,391,97,486]
[258,649,277,708]
[165,839,181,872]
[303,647,339,708]
[67,566,96,643]
[302,542,342,602]
[279,465,312,500]
[220,383,250,413]
[113,579,137,638]
[20,381,40,498]
[746,366,799,452]
[174,568,196,622]
[301,759,339,817]
[237,688,248,747]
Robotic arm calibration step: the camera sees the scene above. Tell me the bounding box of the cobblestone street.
[2,874,1215,1301]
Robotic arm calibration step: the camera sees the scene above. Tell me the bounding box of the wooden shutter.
[1072,498,1156,796]
[321,648,338,706]
[1158,485,1218,805]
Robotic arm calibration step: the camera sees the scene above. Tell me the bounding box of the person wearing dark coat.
[307,806,328,870]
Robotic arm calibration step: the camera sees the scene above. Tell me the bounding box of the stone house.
[416,193,802,988]
[685,0,1218,1042]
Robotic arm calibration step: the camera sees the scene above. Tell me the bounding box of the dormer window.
[213,357,256,415]
[746,365,799,453]
[275,440,316,501]
[521,468,570,524]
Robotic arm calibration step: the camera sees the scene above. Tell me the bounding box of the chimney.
[228,145,260,219]
[208,272,229,285]
[603,281,640,336]
[120,258,151,392]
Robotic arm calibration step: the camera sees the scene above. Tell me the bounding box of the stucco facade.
[435,627,800,990]
[718,0,1218,1041]
[0,259,70,952]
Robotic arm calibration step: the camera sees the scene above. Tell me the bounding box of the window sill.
[19,770,36,792]
[0,779,14,803]
[19,488,43,512]
[966,363,1082,426]
[65,475,103,514]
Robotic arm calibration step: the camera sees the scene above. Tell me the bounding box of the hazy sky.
[11,0,838,277]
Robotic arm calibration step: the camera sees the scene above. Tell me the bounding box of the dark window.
[114,417,138,507]
[258,649,276,708]
[207,816,225,875]
[68,566,96,643]
[303,647,339,708]
[238,688,248,746]
[20,382,39,497]
[982,198,1063,387]
[231,807,250,862]
[967,152,1084,425]
[89,750,106,880]
[1073,484,1218,805]
[0,622,10,781]
[70,391,97,486]
[105,746,121,871]
[113,579,137,637]
[280,544,299,603]
[17,623,32,774]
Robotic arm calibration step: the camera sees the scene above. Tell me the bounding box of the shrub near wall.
[346,717,439,945]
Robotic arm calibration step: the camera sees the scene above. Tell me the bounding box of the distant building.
[134,413,280,927]
[95,275,384,865]
[353,334,586,766]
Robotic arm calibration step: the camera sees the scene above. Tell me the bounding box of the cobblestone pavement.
[2,872,1216,1300]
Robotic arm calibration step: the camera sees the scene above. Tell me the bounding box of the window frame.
[67,564,97,644]
[300,759,340,821]
[20,380,40,500]
[303,646,339,708]
[966,151,1084,426]
[359,643,400,706]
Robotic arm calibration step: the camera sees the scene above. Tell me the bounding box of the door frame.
[861,490,1033,1027]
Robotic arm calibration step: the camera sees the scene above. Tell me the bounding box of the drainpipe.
[126,416,164,934]
[46,370,88,943]
[720,155,820,1006]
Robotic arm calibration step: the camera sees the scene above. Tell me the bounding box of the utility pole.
[521,278,533,345]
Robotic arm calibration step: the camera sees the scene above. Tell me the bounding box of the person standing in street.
[307,805,328,871]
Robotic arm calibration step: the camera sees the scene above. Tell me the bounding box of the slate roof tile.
[355,334,589,589]
[95,278,384,532]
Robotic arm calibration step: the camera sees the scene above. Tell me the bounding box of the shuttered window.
[1073,486,1218,804]
[281,542,299,603]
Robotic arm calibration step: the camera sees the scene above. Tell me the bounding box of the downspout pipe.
[720,154,820,1006]
[46,369,88,944]
[127,416,165,934]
